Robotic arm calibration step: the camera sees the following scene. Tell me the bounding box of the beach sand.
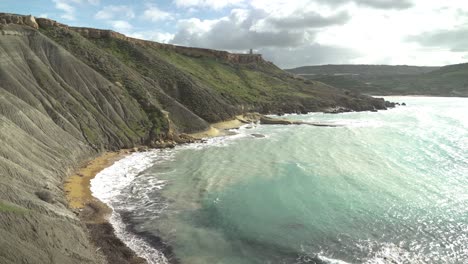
[64,150,147,264]
[63,115,257,264]
[190,116,246,139]
[65,151,126,211]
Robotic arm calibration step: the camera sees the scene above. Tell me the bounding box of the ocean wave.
[89,131,252,263]
[91,150,171,264]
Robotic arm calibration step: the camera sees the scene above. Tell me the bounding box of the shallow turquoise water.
[93,97,468,264]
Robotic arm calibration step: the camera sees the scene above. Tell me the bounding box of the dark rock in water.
[137,146,149,152]
[260,116,294,125]
[35,190,54,203]
[324,106,352,114]
[402,102,406,106]
[251,133,266,138]
[176,133,198,144]
[151,141,176,149]
[385,101,396,108]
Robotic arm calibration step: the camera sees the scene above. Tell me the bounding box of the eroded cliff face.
[0,25,118,264]
[0,13,39,29]
[0,14,391,264]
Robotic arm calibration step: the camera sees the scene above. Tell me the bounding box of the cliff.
[34,17,266,65]
[0,14,392,264]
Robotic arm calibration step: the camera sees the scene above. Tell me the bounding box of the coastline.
[63,111,366,264]
[64,150,148,264]
[64,119,246,264]
[189,116,245,139]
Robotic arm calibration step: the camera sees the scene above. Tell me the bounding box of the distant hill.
[286,64,439,76]
[287,64,468,97]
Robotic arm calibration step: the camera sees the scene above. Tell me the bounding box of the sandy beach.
[62,120,240,264]
[65,151,126,211]
[64,150,147,264]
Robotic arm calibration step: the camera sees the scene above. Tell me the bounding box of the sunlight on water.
[92,97,468,264]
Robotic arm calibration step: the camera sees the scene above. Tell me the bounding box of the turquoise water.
[93,97,468,264]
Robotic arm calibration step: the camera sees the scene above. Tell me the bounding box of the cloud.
[355,0,413,9]
[171,7,351,51]
[169,6,360,67]
[127,31,175,43]
[260,44,361,68]
[267,10,350,29]
[95,5,135,20]
[171,11,309,50]
[110,20,133,32]
[174,0,246,10]
[143,5,173,22]
[52,0,76,20]
[251,0,413,11]
[407,27,468,52]
[52,0,101,20]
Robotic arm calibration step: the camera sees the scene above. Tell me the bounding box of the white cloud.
[95,5,135,20]
[174,0,246,10]
[127,31,175,43]
[143,5,173,22]
[171,7,348,51]
[110,20,133,32]
[52,0,101,20]
[314,0,468,65]
[52,0,76,20]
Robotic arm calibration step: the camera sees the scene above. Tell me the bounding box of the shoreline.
[63,112,359,264]
[64,119,244,264]
[64,150,148,264]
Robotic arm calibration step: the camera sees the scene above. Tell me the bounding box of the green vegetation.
[286,64,439,76]
[287,64,468,96]
[0,202,27,214]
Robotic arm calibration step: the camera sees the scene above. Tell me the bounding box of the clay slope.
[0,25,138,263]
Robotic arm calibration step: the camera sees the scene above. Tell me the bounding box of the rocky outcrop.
[238,113,343,127]
[0,13,38,29]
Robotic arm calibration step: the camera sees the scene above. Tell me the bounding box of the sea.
[91,96,467,264]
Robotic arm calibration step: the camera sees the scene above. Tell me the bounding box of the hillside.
[286,64,439,76]
[0,14,393,264]
[287,64,468,96]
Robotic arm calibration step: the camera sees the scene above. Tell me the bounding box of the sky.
[2,0,468,68]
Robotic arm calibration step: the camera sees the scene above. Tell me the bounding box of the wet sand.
[64,150,147,264]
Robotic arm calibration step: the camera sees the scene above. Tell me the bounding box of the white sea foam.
[89,130,254,263]
[315,254,351,264]
[91,150,170,264]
